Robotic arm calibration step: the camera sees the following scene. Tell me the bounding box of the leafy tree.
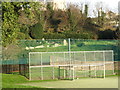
[2,2,35,46]
[2,2,20,46]
[29,2,44,26]
[18,2,44,40]
[28,2,45,38]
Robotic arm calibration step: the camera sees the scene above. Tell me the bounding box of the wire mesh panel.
[29,50,114,80]
[2,39,119,80]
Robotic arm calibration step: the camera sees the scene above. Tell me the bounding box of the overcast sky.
[66,0,119,17]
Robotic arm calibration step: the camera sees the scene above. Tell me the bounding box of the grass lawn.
[2,74,58,89]
[30,44,115,52]
[27,40,118,52]
[2,74,37,88]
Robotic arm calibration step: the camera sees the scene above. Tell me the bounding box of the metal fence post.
[29,53,31,80]
[68,38,71,52]
[103,51,106,79]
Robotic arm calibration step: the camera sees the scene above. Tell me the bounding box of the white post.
[72,66,75,80]
[69,52,72,79]
[68,38,71,52]
[73,52,76,79]
[84,51,87,62]
[41,53,43,80]
[68,38,71,79]
[95,66,97,77]
[58,66,60,79]
[49,56,52,65]
[103,51,106,79]
[29,53,31,80]
[64,52,66,79]
[84,51,87,77]
[111,51,114,75]
[94,52,97,77]
[52,66,55,79]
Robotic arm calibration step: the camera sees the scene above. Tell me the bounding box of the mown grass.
[30,44,115,52]
[2,74,36,88]
[2,74,59,89]
[31,46,68,52]
[27,40,118,52]
[83,40,117,45]
[28,42,116,52]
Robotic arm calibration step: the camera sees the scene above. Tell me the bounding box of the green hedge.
[43,32,96,39]
[43,33,65,39]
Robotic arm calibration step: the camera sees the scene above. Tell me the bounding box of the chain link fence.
[2,39,120,80]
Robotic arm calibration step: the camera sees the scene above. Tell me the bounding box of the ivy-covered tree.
[2,2,20,46]
[2,2,45,45]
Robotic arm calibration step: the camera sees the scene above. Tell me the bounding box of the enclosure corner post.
[28,52,31,81]
[41,53,43,80]
[68,38,71,52]
[103,51,106,79]
[111,50,115,75]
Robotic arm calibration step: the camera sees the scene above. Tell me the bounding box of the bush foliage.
[30,22,43,39]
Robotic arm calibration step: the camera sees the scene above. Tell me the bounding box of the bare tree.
[66,4,83,32]
[95,2,106,26]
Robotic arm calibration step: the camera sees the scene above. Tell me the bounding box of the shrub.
[77,43,85,47]
[30,22,43,39]
[43,32,96,39]
[64,32,95,39]
[16,32,26,40]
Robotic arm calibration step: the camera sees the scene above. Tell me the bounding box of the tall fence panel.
[2,39,119,80]
[29,50,114,80]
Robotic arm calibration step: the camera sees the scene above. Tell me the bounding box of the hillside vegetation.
[2,2,119,47]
